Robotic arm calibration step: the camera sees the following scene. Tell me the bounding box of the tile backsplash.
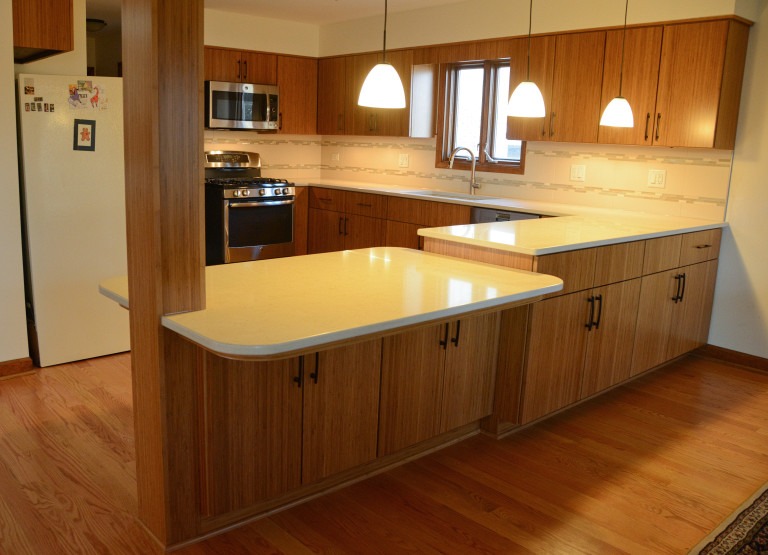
[205,130,731,221]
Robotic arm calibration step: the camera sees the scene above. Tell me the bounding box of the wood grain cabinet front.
[277,56,318,135]
[308,188,388,253]
[204,46,277,84]
[201,340,382,516]
[13,0,74,63]
[378,312,500,456]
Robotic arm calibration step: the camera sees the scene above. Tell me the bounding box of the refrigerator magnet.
[73,119,96,151]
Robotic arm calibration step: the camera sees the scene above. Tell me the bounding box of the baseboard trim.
[0,357,36,379]
[695,345,768,373]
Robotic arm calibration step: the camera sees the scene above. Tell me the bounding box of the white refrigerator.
[16,74,129,367]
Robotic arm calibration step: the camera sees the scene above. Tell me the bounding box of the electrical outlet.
[570,164,586,182]
[398,153,410,168]
[331,152,340,162]
[648,169,667,188]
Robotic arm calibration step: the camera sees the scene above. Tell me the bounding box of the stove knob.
[233,190,241,197]
[275,188,283,196]
[242,189,250,197]
[259,189,267,196]
[282,188,290,195]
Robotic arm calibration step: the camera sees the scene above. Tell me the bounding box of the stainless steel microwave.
[204,80,279,131]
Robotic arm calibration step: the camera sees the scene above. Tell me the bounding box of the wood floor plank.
[1,352,767,553]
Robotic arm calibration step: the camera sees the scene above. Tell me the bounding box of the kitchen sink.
[406,190,500,201]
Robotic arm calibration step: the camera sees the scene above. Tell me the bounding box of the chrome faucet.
[448,146,480,195]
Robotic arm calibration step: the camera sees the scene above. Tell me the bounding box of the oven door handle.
[227,199,295,208]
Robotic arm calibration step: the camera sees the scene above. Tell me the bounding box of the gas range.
[204,150,295,199]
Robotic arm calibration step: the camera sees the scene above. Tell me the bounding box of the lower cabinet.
[520,279,641,424]
[378,312,499,456]
[632,260,718,375]
[201,339,381,516]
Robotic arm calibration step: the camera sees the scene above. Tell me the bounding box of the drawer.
[593,241,645,287]
[345,191,388,219]
[679,228,722,266]
[309,187,345,212]
[533,248,597,296]
[642,235,682,275]
[387,196,470,227]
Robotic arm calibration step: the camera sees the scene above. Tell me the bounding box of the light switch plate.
[398,153,410,168]
[648,169,667,188]
[331,152,340,162]
[570,164,586,182]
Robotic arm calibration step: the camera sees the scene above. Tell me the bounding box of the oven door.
[224,198,295,263]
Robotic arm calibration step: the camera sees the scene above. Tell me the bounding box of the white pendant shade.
[600,96,634,127]
[358,63,406,109]
[507,81,546,117]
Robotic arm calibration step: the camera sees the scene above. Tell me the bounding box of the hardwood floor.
[0,352,767,553]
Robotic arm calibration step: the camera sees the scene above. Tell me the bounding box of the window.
[437,60,525,174]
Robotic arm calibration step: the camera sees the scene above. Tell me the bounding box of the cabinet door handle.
[585,296,595,330]
[541,121,547,137]
[309,352,319,384]
[679,272,687,303]
[278,112,283,131]
[672,274,682,303]
[338,216,344,236]
[237,60,241,80]
[293,357,304,388]
[644,113,651,141]
[439,322,450,350]
[594,294,603,330]
[450,320,462,347]
[337,114,344,131]
[242,60,248,81]
[655,113,661,141]
[344,217,349,236]
[550,112,556,137]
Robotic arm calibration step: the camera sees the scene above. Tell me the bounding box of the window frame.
[435,59,527,175]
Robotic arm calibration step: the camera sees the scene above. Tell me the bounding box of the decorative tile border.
[528,147,733,167]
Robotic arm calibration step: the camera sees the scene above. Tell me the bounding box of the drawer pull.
[694,244,712,249]
[356,203,373,208]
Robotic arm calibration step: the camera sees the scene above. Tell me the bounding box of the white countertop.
[417,214,726,256]
[99,247,562,359]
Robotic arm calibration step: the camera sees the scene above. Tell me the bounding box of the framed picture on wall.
[73,119,96,151]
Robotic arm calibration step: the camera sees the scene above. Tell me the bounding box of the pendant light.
[600,0,634,127]
[508,0,545,117]
[358,0,406,109]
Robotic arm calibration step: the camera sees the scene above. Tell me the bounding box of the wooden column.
[122,0,205,545]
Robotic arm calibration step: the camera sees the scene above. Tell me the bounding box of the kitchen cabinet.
[378,312,500,456]
[520,243,644,423]
[308,188,388,253]
[201,339,381,516]
[598,26,663,146]
[293,186,309,255]
[204,46,277,84]
[653,20,749,149]
[385,196,471,249]
[277,56,318,135]
[13,0,73,63]
[506,31,606,143]
[317,56,348,134]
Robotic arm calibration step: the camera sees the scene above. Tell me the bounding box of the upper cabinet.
[506,32,606,144]
[598,26,663,146]
[13,0,74,63]
[204,47,277,84]
[653,20,749,149]
[317,57,348,134]
[277,56,318,135]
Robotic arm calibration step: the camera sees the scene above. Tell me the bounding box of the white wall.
[1,0,30,362]
[205,9,320,57]
[320,0,754,56]
[709,1,768,358]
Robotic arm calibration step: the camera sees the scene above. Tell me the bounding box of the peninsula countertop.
[99,247,562,359]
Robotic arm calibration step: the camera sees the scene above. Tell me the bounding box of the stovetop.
[205,177,292,188]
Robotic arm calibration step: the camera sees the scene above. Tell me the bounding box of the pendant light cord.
[382,0,388,63]
[618,0,628,95]
[525,0,533,80]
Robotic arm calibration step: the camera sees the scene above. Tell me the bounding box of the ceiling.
[86,0,468,29]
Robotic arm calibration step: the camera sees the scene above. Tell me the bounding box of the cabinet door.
[631,269,678,376]
[317,57,348,134]
[344,214,387,250]
[666,260,718,360]
[240,51,277,84]
[308,207,345,253]
[598,26,663,145]
[293,186,309,255]
[302,340,382,484]
[371,49,413,137]
[581,279,641,399]
[441,313,500,432]
[385,220,422,249]
[654,21,729,148]
[202,355,302,516]
[549,31,606,143]
[277,56,318,134]
[520,292,590,424]
[204,46,242,82]
[379,324,446,456]
[13,0,73,61]
[506,35,556,142]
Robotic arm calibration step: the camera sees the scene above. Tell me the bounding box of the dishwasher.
[470,207,542,223]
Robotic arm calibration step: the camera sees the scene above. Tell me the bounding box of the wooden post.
[122,0,205,545]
